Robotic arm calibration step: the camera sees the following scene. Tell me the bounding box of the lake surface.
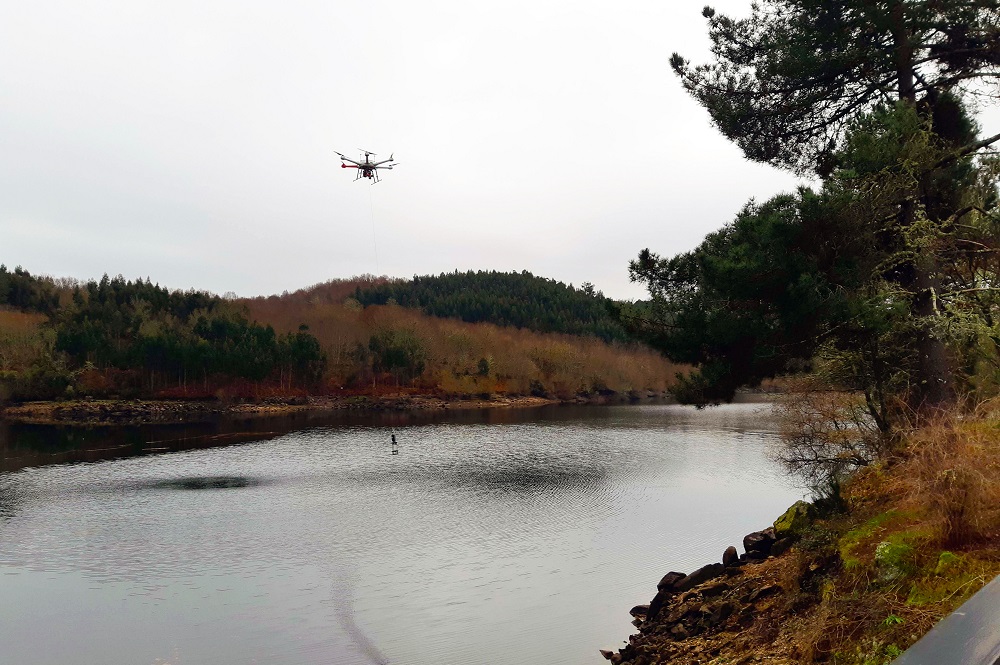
[0,403,804,665]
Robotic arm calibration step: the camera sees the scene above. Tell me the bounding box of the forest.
[0,266,678,403]
[353,270,629,342]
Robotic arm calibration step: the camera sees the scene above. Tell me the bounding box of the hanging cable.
[369,185,380,277]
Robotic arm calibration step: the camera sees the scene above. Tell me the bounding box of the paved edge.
[892,575,1000,665]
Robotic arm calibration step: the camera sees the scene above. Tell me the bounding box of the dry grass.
[898,413,1000,548]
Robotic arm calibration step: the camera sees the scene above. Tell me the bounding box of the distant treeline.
[0,267,325,400]
[354,270,628,342]
[2,267,679,403]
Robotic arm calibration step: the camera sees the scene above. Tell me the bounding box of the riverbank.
[604,414,1000,664]
[0,391,667,426]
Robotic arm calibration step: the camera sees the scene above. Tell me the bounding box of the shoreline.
[0,392,669,427]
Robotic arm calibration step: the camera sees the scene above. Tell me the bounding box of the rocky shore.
[0,392,655,426]
[603,501,818,665]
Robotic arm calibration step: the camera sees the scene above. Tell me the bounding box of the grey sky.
[0,1,938,300]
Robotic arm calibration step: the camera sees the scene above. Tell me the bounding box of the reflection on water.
[151,475,258,490]
[0,403,802,665]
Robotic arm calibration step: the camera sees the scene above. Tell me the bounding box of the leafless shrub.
[775,379,889,487]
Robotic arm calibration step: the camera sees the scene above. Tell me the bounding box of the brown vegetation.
[0,274,681,405]
[242,278,680,399]
[0,308,48,373]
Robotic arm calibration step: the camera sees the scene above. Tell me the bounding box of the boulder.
[773,500,814,540]
[738,551,769,567]
[647,587,671,621]
[657,571,687,591]
[666,603,694,624]
[722,545,739,567]
[599,649,615,660]
[743,527,777,555]
[629,604,650,617]
[675,563,725,592]
[771,537,795,557]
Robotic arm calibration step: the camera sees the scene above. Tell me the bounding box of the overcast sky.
[0,1,866,300]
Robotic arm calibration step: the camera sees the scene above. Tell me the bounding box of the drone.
[335,149,397,183]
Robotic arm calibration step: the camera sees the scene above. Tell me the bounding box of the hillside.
[243,276,677,399]
[352,270,629,342]
[0,267,680,403]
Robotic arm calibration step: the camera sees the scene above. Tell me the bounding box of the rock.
[664,604,686,624]
[700,581,730,597]
[695,601,737,630]
[715,600,736,623]
[770,536,794,557]
[743,527,776,555]
[747,584,783,603]
[723,545,739,567]
[657,571,687,591]
[773,500,814,540]
[647,588,671,621]
[600,649,615,660]
[739,550,768,564]
[676,590,698,605]
[629,604,650,617]
[675,563,725,592]
[669,623,689,640]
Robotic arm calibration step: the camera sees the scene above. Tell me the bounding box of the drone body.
[335,149,397,183]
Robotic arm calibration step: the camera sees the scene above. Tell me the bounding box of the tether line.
[368,186,380,277]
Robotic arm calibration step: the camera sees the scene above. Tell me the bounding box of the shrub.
[775,380,888,487]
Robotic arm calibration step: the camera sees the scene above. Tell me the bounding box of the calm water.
[0,403,803,664]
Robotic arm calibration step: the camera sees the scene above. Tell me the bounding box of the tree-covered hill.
[0,270,326,400]
[0,265,60,314]
[2,266,678,403]
[353,270,629,342]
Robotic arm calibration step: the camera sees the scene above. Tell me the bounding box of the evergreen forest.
[353,270,628,342]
